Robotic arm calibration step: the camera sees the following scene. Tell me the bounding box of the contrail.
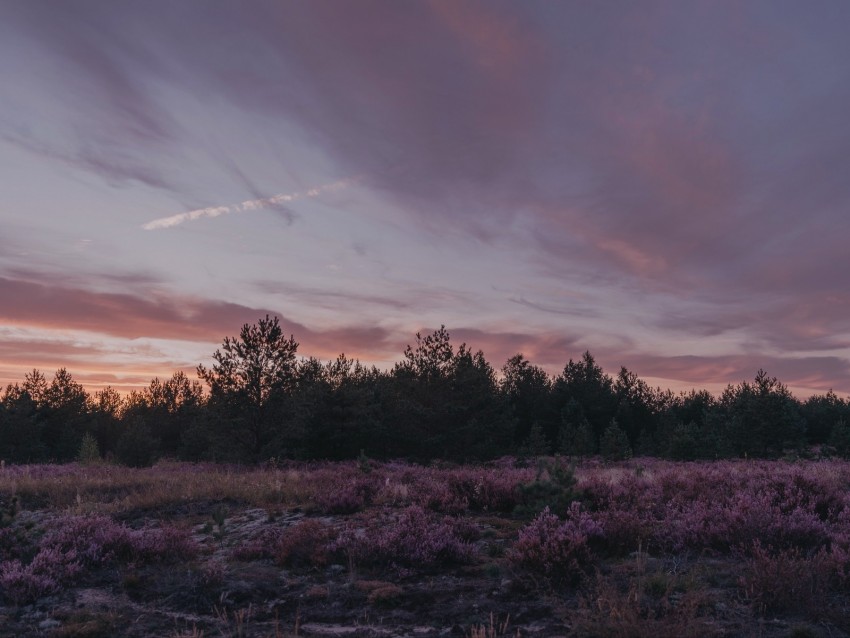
[142,177,355,230]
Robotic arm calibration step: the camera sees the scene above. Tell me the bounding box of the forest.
[2,316,849,467]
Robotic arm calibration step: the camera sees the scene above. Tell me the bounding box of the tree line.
[2,316,850,466]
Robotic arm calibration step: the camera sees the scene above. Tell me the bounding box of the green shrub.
[76,432,101,465]
[515,458,578,518]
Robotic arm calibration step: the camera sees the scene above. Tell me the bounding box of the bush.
[515,458,578,519]
[509,503,604,586]
[77,432,101,465]
[314,478,376,514]
[332,505,473,568]
[275,519,333,568]
[0,551,71,604]
[0,514,197,604]
[739,541,832,615]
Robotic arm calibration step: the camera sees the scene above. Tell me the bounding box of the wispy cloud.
[142,177,356,230]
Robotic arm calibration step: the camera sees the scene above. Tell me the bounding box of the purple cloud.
[3,1,850,396]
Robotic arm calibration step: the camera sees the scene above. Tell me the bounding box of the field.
[1,457,850,637]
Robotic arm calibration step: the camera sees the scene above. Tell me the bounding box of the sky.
[2,1,850,398]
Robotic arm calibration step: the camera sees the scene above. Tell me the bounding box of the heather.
[1,458,850,635]
[0,513,195,605]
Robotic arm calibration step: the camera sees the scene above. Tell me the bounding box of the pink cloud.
[0,272,399,390]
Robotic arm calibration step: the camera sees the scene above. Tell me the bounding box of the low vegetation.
[1,457,849,636]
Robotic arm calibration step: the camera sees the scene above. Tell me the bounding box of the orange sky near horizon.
[3,1,850,400]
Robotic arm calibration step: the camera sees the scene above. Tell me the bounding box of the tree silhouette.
[720,369,806,457]
[501,354,554,445]
[553,352,617,442]
[43,369,90,461]
[198,315,298,461]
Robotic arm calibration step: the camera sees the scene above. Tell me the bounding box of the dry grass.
[0,461,319,514]
[467,613,519,638]
[573,545,720,638]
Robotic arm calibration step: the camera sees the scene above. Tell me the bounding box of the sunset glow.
[2,1,850,397]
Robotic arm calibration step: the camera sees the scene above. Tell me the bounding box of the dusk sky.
[2,1,850,397]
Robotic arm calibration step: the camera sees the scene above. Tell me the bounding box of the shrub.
[41,514,197,566]
[0,495,18,527]
[576,570,715,638]
[332,505,473,568]
[0,553,68,604]
[230,526,283,562]
[515,458,578,519]
[595,507,656,555]
[230,519,334,567]
[416,474,469,514]
[275,519,333,568]
[315,478,376,514]
[76,433,101,465]
[509,503,604,586]
[739,541,832,615]
[0,514,197,604]
[442,469,521,513]
[0,525,32,562]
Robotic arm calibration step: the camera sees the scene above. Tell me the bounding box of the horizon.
[3,2,850,399]
[0,318,839,402]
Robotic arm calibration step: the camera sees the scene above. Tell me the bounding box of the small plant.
[212,504,228,539]
[0,495,19,527]
[214,605,252,638]
[467,613,517,638]
[357,449,372,474]
[76,432,102,465]
[515,458,577,519]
